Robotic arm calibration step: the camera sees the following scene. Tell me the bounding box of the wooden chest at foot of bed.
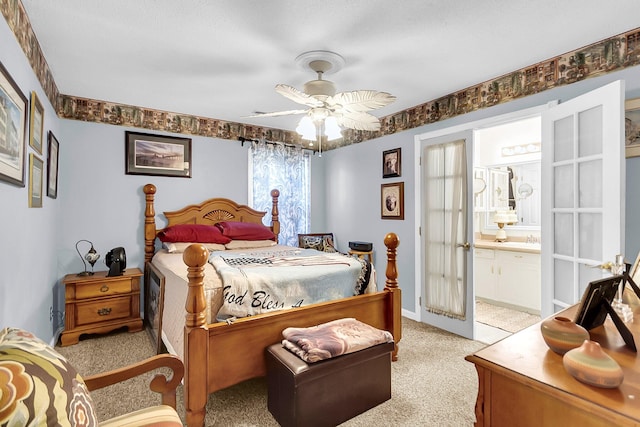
[266,341,394,427]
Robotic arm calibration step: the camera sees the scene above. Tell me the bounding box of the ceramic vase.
[563,340,624,388]
[540,316,589,355]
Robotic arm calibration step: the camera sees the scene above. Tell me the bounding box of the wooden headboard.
[143,184,280,263]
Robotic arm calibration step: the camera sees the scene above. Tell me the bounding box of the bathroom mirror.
[484,160,541,228]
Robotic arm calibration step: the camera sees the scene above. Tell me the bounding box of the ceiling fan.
[249,51,396,138]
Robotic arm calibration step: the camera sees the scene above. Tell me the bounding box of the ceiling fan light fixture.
[324,116,342,141]
[296,115,316,141]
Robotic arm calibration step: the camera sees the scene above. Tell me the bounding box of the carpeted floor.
[475,300,540,333]
[56,318,486,426]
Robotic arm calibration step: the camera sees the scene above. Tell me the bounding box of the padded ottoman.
[266,341,394,427]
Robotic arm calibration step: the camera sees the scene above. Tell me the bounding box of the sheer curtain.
[249,141,310,246]
[423,139,468,319]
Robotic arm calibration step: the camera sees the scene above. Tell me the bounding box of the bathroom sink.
[496,241,540,249]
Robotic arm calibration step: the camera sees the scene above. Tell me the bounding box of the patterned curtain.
[249,141,310,246]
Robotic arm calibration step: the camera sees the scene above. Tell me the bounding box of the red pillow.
[158,224,232,244]
[215,221,276,241]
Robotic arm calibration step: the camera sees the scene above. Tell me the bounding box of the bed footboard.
[181,233,401,427]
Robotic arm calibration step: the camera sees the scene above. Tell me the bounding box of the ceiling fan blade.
[329,90,396,113]
[336,111,382,131]
[275,84,323,107]
[244,109,309,118]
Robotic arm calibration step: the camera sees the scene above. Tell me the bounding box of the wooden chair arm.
[83,354,184,409]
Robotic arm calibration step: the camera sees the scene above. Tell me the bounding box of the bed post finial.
[383,232,401,361]
[143,184,157,264]
[270,189,280,242]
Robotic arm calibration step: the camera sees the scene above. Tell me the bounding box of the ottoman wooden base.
[266,341,394,427]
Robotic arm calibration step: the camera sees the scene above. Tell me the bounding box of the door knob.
[457,242,471,250]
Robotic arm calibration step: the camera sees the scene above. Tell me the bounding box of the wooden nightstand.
[60,268,143,346]
[349,249,373,263]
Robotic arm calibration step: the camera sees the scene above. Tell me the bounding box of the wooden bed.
[142,183,402,427]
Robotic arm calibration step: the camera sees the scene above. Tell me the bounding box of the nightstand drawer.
[76,278,132,299]
[76,296,131,326]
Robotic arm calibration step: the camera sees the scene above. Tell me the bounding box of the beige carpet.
[476,300,541,333]
[56,318,486,426]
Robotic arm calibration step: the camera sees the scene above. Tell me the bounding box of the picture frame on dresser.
[0,61,28,187]
[46,131,59,198]
[28,153,43,208]
[381,182,404,220]
[625,98,640,158]
[29,91,44,155]
[125,131,192,178]
[144,261,165,354]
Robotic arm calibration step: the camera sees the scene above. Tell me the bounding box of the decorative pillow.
[163,242,226,253]
[0,327,98,426]
[300,235,337,253]
[158,224,231,244]
[215,221,276,241]
[224,240,277,250]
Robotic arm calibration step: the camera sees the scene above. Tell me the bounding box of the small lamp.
[76,240,100,276]
[493,209,518,242]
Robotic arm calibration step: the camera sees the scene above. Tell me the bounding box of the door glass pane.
[578,160,602,208]
[578,106,603,157]
[554,164,574,208]
[554,116,573,161]
[578,264,603,297]
[579,213,602,261]
[554,259,574,305]
[554,213,573,256]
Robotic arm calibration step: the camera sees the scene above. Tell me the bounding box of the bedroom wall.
[0,18,62,341]
[323,66,640,317]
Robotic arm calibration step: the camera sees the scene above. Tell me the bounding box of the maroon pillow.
[158,224,232,244]
[216,221,276,241]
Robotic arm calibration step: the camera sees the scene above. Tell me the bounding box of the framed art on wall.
[382,147,401,178]
[28,153,43,208]
[381,182,404,220]
[125,131,192,177]
[0,61,28,187]
[29,91,44,154]
[625,98,640,158]
[145,261,165,354]
[46,131,59,198]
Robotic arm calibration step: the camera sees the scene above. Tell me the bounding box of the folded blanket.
[282,318,394,363]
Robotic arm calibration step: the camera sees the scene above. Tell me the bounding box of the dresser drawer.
[75,296,131,326]
[75,278,132,299]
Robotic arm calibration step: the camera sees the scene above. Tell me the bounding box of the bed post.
[270,189,280,242]
[143,184,157,264]
[383,232,402,361]
[183,244,209,427]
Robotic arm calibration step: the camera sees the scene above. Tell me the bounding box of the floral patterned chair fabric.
[0,327,183,427]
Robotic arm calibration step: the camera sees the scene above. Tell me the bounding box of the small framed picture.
[0,61,28,187]
[29,91,44,155]
[382,148,401,178]
[145,262,165,354]
[625,98,640,158]
[46,131,59,198]
[28,153,43,208]
[381,182,404,220]
[125,131,192,178]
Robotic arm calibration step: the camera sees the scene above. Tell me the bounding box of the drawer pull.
[100,285,109,292]
[97,308,112,316]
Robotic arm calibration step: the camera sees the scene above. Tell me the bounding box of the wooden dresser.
[61,268,143,346]
[466,303,640,426]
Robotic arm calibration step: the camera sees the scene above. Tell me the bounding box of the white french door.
[541,80,625,317]
[418,130,474,339]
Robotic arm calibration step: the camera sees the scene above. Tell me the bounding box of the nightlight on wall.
[493,209,518,242]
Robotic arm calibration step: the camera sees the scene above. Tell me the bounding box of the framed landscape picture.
[0,61,28,187]
[381,182,404,220]
[125,131,192,177]
[29,91,44,154]
[46,131,59,198]
[625,98,640,158]
[28,153,43,208]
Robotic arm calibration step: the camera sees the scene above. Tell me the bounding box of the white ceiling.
[20,0,640,133]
